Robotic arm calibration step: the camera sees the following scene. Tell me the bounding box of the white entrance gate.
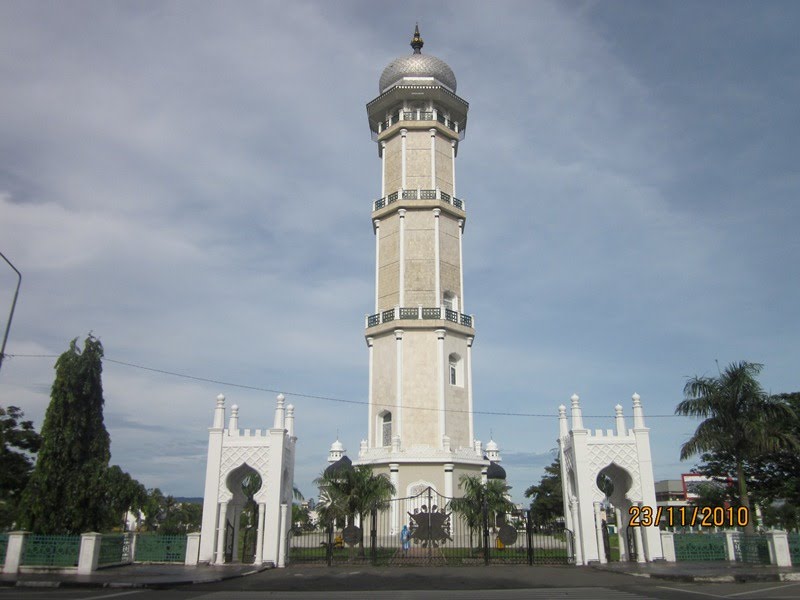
[558,393,663,565]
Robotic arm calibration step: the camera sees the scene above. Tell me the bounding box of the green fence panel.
[98,534,126,566]
[134,534,187,563]
[673,533,727,561]
[789,533,800,566]
[0,534,7,564]
[22,535,80,567]
[733,534,770,564]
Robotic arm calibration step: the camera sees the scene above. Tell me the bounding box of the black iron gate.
[289,486,573,566]
[224,519,234,563]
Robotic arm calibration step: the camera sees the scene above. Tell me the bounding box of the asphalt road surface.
[3,564,800,600]
[2,582,800,599]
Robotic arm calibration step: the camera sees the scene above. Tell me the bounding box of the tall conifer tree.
[21,335,111,533]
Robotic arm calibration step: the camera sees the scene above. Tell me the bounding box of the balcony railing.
[377,109,460,134]
[373,188,466,212]
[366,306,475,329]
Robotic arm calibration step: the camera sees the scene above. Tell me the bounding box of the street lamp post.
[0,251,22,374]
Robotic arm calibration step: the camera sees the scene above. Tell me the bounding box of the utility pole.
[0,251,22,374]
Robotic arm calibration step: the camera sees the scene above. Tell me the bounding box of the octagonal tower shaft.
[364,65,475,456]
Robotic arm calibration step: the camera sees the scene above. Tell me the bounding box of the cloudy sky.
[1,1,798,504]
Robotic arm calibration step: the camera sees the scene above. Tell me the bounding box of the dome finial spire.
[410,23,424,54]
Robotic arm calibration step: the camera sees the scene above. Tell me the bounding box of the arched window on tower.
[443,291,459,313]
[378,411,392,447]
[449,353,463,387]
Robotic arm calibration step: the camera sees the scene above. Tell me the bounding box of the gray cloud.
[1,1,798,502]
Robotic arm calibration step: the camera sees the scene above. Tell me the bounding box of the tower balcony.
[375,108,462,136]
[373,188,465,213]
[365,305,475,330]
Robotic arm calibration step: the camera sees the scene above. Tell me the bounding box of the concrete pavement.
[0,563,267,589]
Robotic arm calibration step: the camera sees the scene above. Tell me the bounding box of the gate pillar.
[254,502,266,564]
[593,502,607,564]
[215,501,228,564]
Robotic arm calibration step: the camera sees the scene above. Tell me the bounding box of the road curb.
[591,564,800,584]
[0,564,272,590]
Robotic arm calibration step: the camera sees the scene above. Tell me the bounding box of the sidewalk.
[0,563,269,589]
[592,560,800,583]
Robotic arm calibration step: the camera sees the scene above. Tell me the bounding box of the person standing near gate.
[400,524,411,556]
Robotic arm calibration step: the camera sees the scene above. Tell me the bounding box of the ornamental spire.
[410,23,424,54]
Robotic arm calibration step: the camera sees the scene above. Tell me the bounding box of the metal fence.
[673,533,727,561]
[21,535,81,567]
[98,534,130,567]
[789,532,800,566]
[134,534,187,563]
[289,487,573,567]
[733,534,770,565]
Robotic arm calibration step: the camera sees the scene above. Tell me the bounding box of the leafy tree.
[690,393,800,529]
[20,336,112,533]
[160,500,202,535]
[292,503,311,533]
[142,488,166,531]
[761,501,800,531]
[140,487,202,534]
[743,393,800,509]
[0,406,42,528]
[524,456,563,526]
[104,465,148,531]
[689,480,736,511]
[450,475,514,549]
[675,361,797,534]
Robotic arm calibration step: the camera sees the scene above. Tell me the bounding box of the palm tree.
[676,361,797,534]
[450,475,513,550]
[314,464,395,557]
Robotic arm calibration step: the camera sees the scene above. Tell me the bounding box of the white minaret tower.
[357,27,491,520]
[328,438,346,463]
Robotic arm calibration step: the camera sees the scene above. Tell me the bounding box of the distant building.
[655,479,689,507]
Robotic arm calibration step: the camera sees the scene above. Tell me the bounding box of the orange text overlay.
[628,505,750,528]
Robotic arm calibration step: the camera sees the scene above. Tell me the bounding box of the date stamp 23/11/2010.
[628,505,750,528]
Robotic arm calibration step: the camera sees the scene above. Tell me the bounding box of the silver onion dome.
[379,25,457,94]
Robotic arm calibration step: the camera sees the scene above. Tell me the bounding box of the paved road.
[2,583,800,599]
[2,565,800,600]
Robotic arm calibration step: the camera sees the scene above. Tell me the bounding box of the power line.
[4,353,684,419]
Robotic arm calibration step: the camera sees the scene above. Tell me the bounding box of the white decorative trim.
[407,479,438,497]
[433,209,441,304]
[400,129,408,189]
[436,329,446,447]
[395,329,404,441]
[398,209,406,306]
[367,337,374,448]
[466,336,474,442]
[380,141,387,197]
[374,219,380,312]
[451,139,456,197]
[458,218,465,312]
[430,128,436,189]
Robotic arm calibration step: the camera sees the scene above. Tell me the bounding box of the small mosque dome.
[486,461,506,480]
[379,25,457,94]
[486,439,499,452]
[324,455,353,478]
[330,439,345,452]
